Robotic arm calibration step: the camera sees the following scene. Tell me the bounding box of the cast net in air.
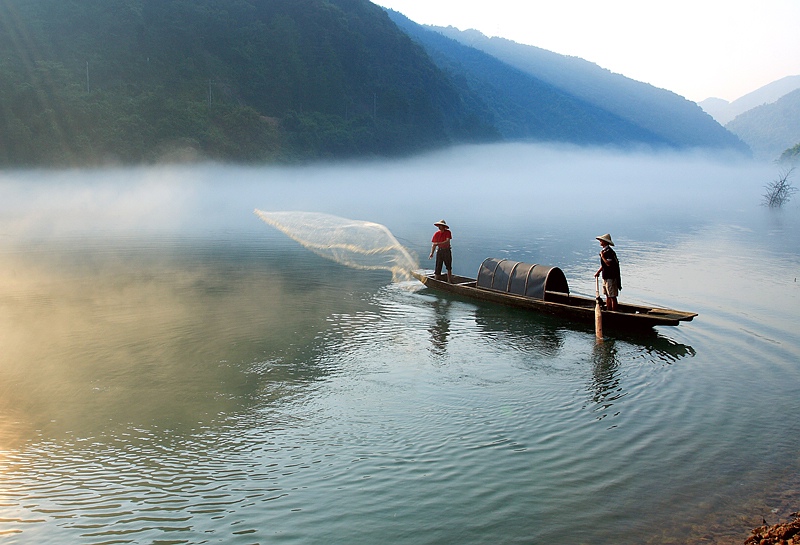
[255,210,419,281]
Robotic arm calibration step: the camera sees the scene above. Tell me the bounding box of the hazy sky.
[372,0,800,103]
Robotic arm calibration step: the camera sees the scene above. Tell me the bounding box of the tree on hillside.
[779,143,800,164]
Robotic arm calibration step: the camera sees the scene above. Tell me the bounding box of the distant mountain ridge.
[725,88,800,160]
[425,25,748,153]
[386,11,664,146]
[699,75,800,125]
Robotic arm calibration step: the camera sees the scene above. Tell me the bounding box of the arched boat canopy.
[476,258,570,300]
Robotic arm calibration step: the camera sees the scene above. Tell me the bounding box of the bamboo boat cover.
[477,258,570,300]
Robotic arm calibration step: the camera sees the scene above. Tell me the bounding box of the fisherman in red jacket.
[429,219,453,283]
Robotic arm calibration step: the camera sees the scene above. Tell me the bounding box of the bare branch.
[763,167,797,207]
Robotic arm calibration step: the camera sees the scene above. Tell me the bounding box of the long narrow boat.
[411,258,697,329]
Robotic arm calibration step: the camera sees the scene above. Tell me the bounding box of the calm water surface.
[1,144,799,544]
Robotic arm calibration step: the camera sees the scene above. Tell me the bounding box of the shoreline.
[745,513,800,544]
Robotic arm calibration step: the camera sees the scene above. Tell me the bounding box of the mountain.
[0,0,749,167]
[699,75,800,125]
[725,89,800,161]
[0,0,497,166]
[425,25,748,153]
[386,11,667,146]
[696,97,731,122]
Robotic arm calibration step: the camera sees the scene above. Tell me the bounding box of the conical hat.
[595,233,614,246]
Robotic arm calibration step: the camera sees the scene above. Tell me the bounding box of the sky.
[371,0,800,103]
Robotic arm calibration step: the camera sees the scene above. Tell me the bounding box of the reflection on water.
[427,298,452,357]
[462,303,697,428]
[591,340,623,424]
[473,306,567,358]
[0,146,799,544]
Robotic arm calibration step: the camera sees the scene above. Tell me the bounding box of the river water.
[0,144,798,544]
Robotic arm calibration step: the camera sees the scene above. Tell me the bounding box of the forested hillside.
[0,0,496,166]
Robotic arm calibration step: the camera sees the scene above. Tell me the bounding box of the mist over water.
[0,143,771,240]
[0,144,798,544]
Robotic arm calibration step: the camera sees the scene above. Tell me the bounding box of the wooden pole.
[595,276,603,341]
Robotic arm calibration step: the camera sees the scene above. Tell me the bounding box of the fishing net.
[255,210,419,281]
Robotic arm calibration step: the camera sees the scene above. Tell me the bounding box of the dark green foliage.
[0,0,493,166]
[779,143,800,164]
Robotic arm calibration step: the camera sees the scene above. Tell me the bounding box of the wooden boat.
[411,258,697,329]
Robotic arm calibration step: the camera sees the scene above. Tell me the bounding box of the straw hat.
[434,219,449,229]
[595,233,614,246]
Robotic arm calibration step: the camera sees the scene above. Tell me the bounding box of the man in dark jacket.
[594,233,621,311]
